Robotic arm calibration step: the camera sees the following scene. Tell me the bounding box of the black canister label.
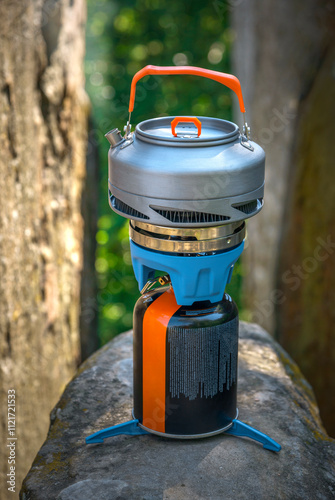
[165,316,238,435]
[168,318,238,400]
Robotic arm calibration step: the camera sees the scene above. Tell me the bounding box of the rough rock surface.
[20,323,335,499]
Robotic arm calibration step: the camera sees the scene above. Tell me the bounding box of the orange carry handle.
[128,65,246,114]
[171,116,202,137]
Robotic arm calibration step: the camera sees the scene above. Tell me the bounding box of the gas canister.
[133,285,238,437]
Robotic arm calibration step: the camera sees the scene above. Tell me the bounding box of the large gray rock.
[20,323,335,499]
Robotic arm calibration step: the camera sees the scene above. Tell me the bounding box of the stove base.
[85,414,281,452]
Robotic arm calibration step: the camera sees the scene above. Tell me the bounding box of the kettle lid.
[135,116,240,147]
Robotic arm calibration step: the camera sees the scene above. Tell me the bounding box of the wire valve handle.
[140,275,171,295]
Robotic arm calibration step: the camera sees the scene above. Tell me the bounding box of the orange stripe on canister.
[142,287,180,433]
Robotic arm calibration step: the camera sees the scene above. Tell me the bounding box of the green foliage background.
[85,0,244,345]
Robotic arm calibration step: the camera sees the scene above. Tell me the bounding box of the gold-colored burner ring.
[129,220,246,254]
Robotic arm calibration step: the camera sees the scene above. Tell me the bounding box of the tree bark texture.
[0,0,88,495]
[232,1,335,433]
[80,120,99,361]
[276,45,335,435]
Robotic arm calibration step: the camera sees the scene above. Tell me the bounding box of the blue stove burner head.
[129,240,244,306]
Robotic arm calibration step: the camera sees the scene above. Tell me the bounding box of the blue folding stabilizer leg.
[86,419,149,444]
[225,419,281,452]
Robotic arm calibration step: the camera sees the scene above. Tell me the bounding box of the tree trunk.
[0,0,88,495]
[232,1,335,433]
[80,118,99,360]
[276,45,335,435]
